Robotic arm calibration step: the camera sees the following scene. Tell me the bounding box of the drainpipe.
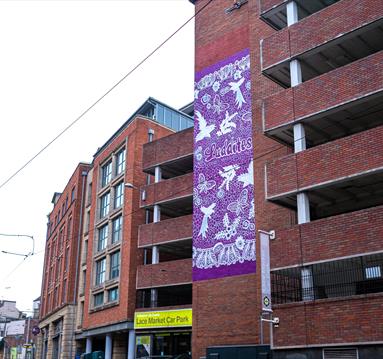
[70,170,88,358]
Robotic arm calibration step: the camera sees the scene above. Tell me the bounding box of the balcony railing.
[272,253,383,305]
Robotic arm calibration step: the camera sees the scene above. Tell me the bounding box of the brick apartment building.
[71,98,194,359]
[189,0,383,358]
[38,163,91,359]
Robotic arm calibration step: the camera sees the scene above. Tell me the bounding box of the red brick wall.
[266,126,383,197]
[193,276,258,354]
[40,162,91,320]
[273,295,383,347]
[142,127,192,170]
[262,0,383,69]
[264,50,383,130]
[82,118,173,330]
[138,215,192,247]
[140,172,193,208]
[136,259,192,289]
[193,0,295,358]
[270,205,383,268]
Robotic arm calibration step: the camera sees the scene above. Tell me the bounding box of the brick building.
[37,162,91,359]
[189,0,383,358]
[36,1,383,357]
[73,98,194,359]
[135,124,194,357]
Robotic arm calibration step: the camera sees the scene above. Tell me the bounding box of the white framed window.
[100,192,110,218]
[101,161,112,187]
[114,182,124,208]
[95,258,106,285]
[116,149,126,176]
[98,225,108,252]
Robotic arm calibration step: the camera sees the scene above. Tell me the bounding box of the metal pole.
[70,171,88,359]
[259,314,263,345]
[26,316,31,344]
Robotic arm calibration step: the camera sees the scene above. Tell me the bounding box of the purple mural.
[193,49,255,281]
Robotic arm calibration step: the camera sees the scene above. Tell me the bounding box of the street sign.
[32,326,40,335]
[260,232,272,312]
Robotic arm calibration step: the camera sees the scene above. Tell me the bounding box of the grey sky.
[0,0,194,313]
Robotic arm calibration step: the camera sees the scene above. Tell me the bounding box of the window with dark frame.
[98,225,108,252]
[94,292,103,307]
[114,182,124,208]
[100,192,110,218]
[108,287,119,302]
[95,258,106,285]
[112,216,122,244]
[110,251,120,279]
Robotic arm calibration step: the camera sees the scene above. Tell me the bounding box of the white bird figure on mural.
[217,111,238,137]
[219,164,239,191]
[195,110,215,142]
[229,77,246,108]
[198,203,216,238]
[238,160,254,188]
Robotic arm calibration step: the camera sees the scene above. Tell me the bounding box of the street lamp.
[0,234,35,258]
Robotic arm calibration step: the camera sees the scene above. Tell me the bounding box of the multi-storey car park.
[189,0,383,358]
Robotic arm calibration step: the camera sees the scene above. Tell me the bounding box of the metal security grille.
[272,253,383,304]
[323,348,358,359]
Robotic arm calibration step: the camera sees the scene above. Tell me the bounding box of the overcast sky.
[0,0,194,313]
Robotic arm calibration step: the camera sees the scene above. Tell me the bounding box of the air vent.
[323,348,358,359]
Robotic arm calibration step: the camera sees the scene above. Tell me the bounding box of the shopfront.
[134,309,192,358]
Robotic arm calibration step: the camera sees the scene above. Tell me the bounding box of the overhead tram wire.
[0,0,214,192]
[0,141,296,284]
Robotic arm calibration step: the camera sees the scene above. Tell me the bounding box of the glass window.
[95,258,106,285]
[67,217,72,242]
[116,149,126,176]
[94,292,103,307]
[98,225,108,252]
[114,182,124,208]
[108,287,119,302]
[71,187,76,202]
[101,161,112,187]
[82,269,86,294]
[100,192,110,218]
[171,112,180,131]
[112,216,122,244]
[110,251,120,279]
[64,247,70,271]
[164,108,172,128]
[62,279,67,303]
[157,105,164,124]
